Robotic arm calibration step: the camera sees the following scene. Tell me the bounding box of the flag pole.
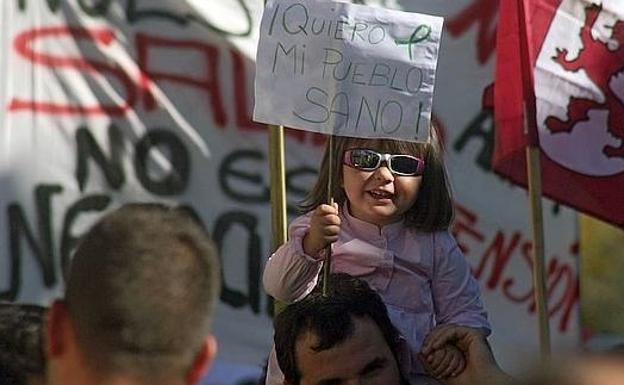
[524,114,551,359]
[269,125,288,315]
[322,134,335,296]
[517,0,551,358]
[269,124,288,252]
[264,0,288,314]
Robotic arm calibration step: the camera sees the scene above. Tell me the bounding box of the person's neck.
[53,366,179,385]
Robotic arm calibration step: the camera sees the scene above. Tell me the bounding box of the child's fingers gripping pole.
[322,134,335,297]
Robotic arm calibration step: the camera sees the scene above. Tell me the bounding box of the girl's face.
[341,141,422,227]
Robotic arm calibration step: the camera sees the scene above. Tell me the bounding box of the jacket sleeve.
[262,213,325,303]
[431,231,491,335]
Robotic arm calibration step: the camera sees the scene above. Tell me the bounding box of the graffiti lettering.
[9,27,331,148]
[453,108,494,172]
[76,124,190,196]
[446,0,498,64]
[10,28,228,126]
[76,125,125,192]
[17,0,254,37]
[219,150,269,204]
[135,33,227,125]
[134,129,190,195]
[9,26,136,115]
[2,121,315,317]
[219,148,316,215]
[2,185,62,301]
[452,203,579,332]
[126,0,253,37]
[213,211,262,314]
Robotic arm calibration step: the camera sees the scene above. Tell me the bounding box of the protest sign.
[253,0,443,142]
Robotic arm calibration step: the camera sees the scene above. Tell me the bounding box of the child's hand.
[303,203,340,257]
[419,343,465,380]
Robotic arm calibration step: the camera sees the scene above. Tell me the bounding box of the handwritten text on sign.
[253,0,443,142]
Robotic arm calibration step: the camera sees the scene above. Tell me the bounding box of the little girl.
[263,127,490,384]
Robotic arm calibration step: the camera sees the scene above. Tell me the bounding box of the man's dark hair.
[0,303,47,385]
[274,273,402,385]
[65,203,220,380]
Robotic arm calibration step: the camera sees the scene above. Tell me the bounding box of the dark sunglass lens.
[351,150,379,169]
[391,156,419,175]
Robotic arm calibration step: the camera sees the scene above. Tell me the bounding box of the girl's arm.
[431,231,491,333]
[262,214,325,303]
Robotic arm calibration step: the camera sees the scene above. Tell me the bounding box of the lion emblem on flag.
[535,0,624,176]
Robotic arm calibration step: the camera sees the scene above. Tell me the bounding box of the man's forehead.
[294,316,396,385]
[298,329,323,350]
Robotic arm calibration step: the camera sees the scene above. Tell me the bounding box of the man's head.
[274,273,405,385]
[0,303,47,385]
[47,203,220,385]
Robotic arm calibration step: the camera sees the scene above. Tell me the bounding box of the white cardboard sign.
[253,0,443,142]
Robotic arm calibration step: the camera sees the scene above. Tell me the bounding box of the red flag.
[494,0,624,228]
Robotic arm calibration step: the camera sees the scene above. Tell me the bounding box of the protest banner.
[254,0,443,142]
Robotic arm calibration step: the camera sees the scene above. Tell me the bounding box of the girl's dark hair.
[300,126,454,231]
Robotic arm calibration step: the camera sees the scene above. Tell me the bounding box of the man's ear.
[186,335,218,385]
[46,299,69,358]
